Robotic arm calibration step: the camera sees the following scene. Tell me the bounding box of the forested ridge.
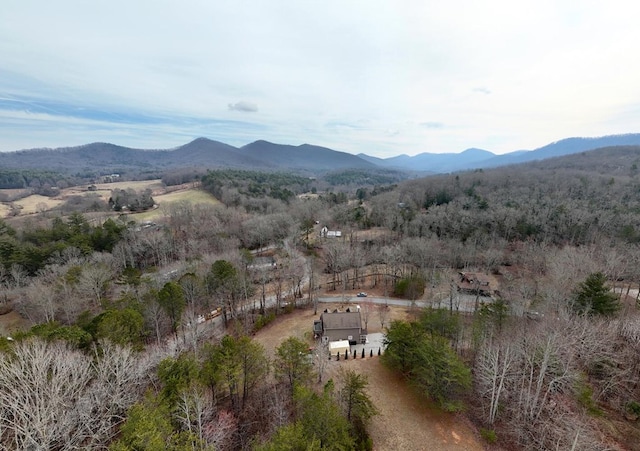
[1,145,640,449]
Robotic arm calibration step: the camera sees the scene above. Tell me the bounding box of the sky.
[1,1,640,158]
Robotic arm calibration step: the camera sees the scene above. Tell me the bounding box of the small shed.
[329,340,350,357]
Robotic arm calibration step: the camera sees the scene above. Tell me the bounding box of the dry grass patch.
[0,204,11,217]
[91,179,165,193]
[13,194,65,215]
[128,189,219,222]
[153,189,219,205]
[0,180,218,220]
[60,180,166,204]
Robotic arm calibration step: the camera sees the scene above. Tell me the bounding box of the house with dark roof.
[314,309,365,344]
[457,272,493,296]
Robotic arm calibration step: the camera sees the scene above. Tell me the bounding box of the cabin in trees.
[102,173,120,183]
[314,309,366,344]
[247,256,277,270]
[320,226,342,238]
[457,272,493,296]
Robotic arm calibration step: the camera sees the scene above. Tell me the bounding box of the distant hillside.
[2,133,640,177]
[359,133,640,172]
[523,145,640,175]
[0,138,374,175]
[240,140,375,170]
[480,134,640,168]
[390,144,640,246]
[166,138,265,168]
[0,143,157,172]
[379,148,495,172]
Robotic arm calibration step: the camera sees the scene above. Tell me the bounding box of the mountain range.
[1,134,640,175]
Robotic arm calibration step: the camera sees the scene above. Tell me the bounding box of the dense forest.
[1,146,640,449]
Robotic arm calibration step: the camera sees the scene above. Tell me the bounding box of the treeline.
[110,335,376,450]
[377,269,640,449]
[161,167,209,186]
[200,168,405,212]
[0,169,76,191]
[201,169,314,205]
[0,213,126,274]
[322,168,408,187]
[360,148,640,246]
[0,329,376,450]
[108,188,155,212]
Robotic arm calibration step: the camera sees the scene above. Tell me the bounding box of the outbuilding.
[328,340,350,357]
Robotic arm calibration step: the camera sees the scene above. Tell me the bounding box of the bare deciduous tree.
[20,279,57,323]
[377,304,390,330]
[77,263,114,307]
[9,263,28,288]
[175,386,211,445]
[360,300,374,332]
[475,341,515,425]
[0,339,159,449]
[0,340,93,449]
[314,341,330,383]
[203,409,238,451]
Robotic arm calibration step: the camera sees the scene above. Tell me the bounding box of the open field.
[61,179,167,204]
[0,180,218,220]
[0,180,166,218]
[12,194,65,215]
[91,179,166,193]
[127,189,219,222]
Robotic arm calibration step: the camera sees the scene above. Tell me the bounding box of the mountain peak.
[244,139,275,147]
[189,137,215,144]
[460,147,491,155]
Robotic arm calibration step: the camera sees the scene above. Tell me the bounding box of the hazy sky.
[1,1,639,157]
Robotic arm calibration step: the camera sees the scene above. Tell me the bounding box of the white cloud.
[228,101,258,113]
[420,122,444,130]
[1,0,640,157]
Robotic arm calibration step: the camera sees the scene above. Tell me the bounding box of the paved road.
[316,294,492,313]
[317,296,427,308]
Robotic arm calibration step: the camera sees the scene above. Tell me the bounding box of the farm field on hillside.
[128,188,219,221]
[0,180,166,218]
[61,179,166,204]
[0,180,218,220]
[11,194,65,215]
[90,179,166,193]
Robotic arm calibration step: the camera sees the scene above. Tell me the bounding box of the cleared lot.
[252,304,485,451]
